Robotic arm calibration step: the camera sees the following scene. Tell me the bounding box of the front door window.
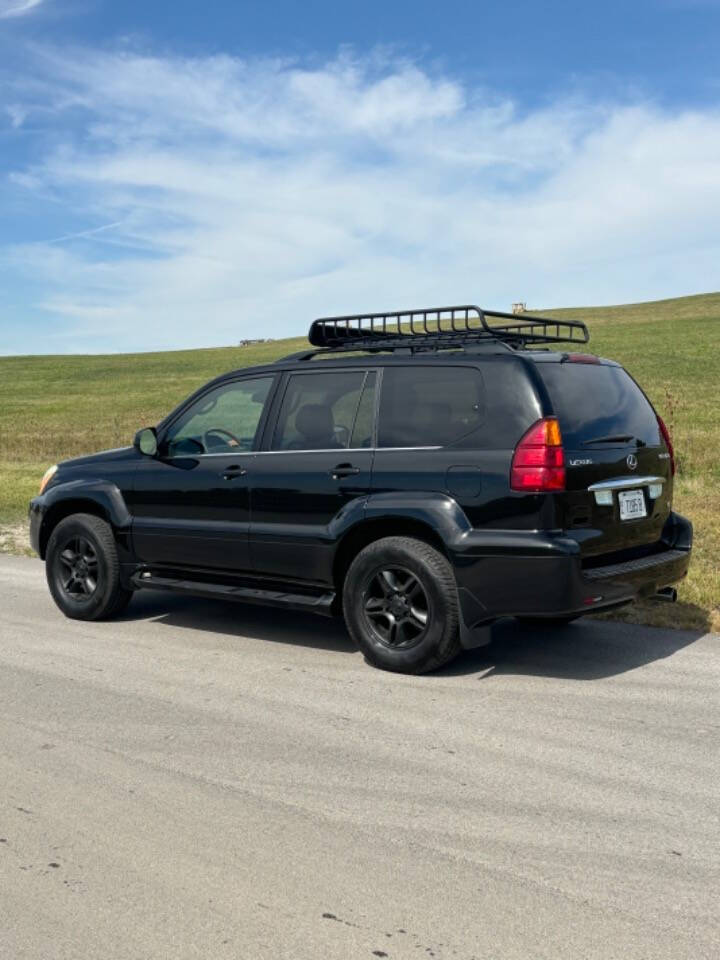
[165,376,273,457]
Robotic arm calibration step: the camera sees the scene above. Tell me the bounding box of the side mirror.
[134,427,158,457]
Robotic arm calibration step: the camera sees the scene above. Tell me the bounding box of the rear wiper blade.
[582,433,642,446]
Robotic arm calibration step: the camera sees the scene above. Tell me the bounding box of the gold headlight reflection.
[39,464,58,495]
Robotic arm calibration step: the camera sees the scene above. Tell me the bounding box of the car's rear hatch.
[534,356,673,559]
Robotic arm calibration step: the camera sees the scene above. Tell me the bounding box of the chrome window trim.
[254,446,443,454]
[372,445,443,452]
[165,445,442,460]
[588,475,665,492]
[165,450,256,460]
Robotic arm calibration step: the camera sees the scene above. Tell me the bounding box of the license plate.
[618,489,647,521]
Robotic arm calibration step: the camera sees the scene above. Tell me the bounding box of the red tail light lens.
[565,353,601,364]
[657,415,675,476]
[511,417,565,492]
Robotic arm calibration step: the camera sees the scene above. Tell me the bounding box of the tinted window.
[272,370,367,450]
[538,363,661,448]
[378,366,483,447]
[166,376,273,456]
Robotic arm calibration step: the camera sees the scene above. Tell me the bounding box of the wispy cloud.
[0,0,44,19]
[2,46,720,353]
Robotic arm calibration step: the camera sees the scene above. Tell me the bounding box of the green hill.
[2,292,718,631]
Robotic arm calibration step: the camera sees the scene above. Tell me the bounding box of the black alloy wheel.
[362,565,430,650]
[55,535,99,601]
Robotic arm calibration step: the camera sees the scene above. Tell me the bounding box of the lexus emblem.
[626,453,638,470]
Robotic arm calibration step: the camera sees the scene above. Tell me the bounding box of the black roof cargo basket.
[305,305,589,355]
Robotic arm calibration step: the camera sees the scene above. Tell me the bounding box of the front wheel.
[342,536,462,674]
[46,513,133,621]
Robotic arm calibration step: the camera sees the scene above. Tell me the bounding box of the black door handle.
[331,463,361,479]
[221,465,248,480]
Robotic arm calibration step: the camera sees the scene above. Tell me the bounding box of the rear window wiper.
[582,433,645,446]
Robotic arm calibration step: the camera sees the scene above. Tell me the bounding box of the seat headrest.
[295,403,335,443]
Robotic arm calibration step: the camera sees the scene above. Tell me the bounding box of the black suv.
[29,306,692,673]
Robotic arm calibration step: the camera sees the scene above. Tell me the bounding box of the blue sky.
[1,0,719,354]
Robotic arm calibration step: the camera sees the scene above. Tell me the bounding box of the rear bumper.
[452,511,692,640]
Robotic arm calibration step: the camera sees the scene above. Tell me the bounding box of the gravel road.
[1,554,718,960]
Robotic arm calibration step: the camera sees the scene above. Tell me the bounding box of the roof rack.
[299,305,588,357]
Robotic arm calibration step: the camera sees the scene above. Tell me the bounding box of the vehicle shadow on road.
[122,592,706,680]
[439,616,706,681]
[120,591,358,654]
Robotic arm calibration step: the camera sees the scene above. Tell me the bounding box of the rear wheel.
[46,513,133,621]
[342,536,461,674]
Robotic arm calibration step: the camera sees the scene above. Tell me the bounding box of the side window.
[378,366,483,447]
[272,370,367,451]
[165,376,273,456]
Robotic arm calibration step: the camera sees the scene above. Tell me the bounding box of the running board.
[130,572,336,616]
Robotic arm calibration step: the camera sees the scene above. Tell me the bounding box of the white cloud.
[0,0,44,19]
[5,103,26,126]
[2,46,720,353]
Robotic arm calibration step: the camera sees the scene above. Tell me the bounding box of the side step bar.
[131,572,336,616]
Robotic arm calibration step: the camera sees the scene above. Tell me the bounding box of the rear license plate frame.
[618,489,647,521]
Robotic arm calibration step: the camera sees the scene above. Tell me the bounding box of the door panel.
[131,453,254,570]
[249,369,376,584]
[130,374,275,572]
[249,451,373,583]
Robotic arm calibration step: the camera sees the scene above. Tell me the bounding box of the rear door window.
[271,370,368,450]
[537,363,661,448]
[378,366,484,447]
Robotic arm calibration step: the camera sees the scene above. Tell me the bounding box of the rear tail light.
[657,415,675,476]
[511,417,565,492]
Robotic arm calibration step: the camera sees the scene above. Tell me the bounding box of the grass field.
[1,292,718,631]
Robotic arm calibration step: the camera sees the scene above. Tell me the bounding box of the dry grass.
[0,521,31,556]
[1,293,718,631]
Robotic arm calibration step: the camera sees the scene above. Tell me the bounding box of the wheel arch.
[39,500,110,558]
[38,482,131,559]
[333,517,449,599]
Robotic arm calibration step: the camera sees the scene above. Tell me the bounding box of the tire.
[342,536,461,674]
[46,513,133,621]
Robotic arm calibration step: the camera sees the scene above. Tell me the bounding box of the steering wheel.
[204,428,243,452]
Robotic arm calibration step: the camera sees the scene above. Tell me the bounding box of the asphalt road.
[1,554,718,960]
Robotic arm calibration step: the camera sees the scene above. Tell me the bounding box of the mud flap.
[456,586,493,649]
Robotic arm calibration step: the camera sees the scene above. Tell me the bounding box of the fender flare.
[42,478,132,527]
[32,478,132,557]
[362,490,473,544]
[328,490,472,551]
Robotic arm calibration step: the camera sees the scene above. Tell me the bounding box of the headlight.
[39,464,58,495]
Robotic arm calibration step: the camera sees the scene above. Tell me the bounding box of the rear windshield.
[537,362,661,448]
